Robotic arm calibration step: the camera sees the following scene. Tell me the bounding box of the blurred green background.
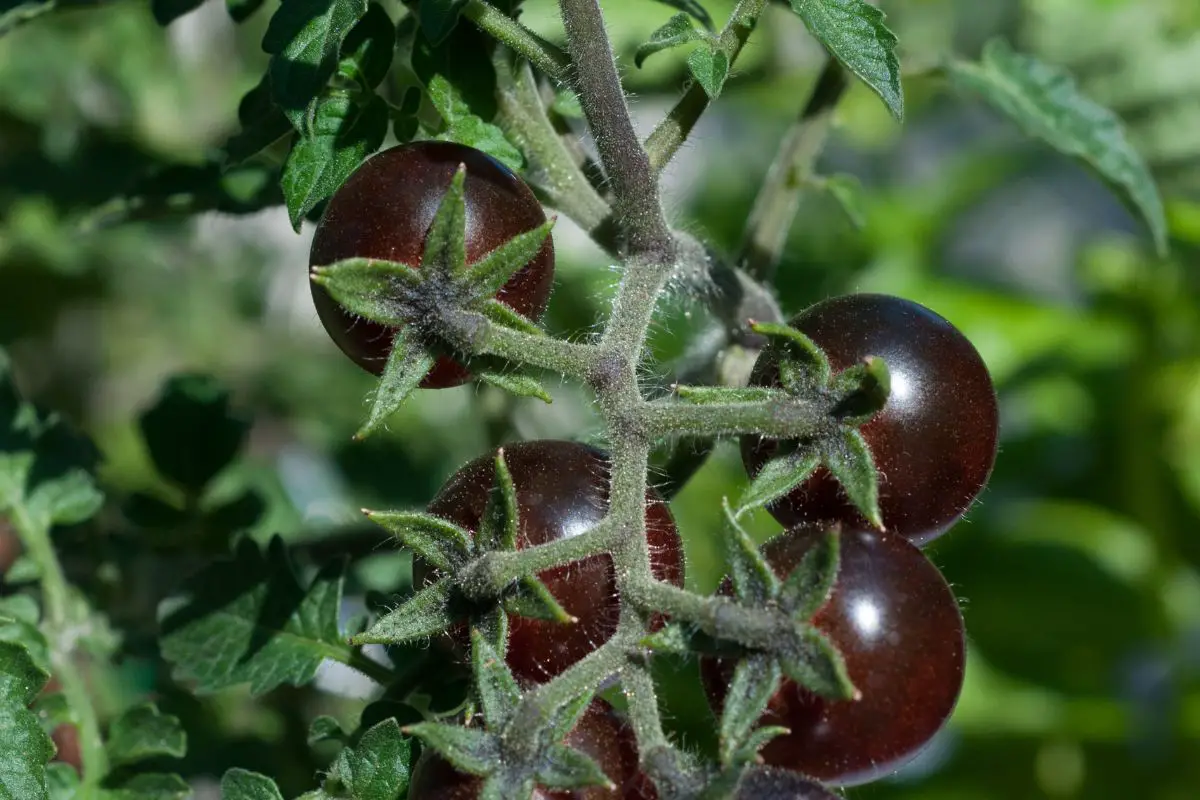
[3,0,1200,797]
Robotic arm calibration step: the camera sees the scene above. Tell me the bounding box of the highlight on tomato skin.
[701,525,966,786]
[740,293,999,547]
[405,699,658,799]
[308,141,556,389]
[418,439,685,685]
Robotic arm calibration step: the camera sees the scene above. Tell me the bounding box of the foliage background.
[3,0,1200,797]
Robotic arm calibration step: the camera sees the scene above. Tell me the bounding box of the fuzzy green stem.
[464,0,571,84]
[560,0,673,260]
[494,56,612,236]
[10,505,108,794]
[620,656,670,754]
[456,517,618,598]
[641,397,830,439]
[342,648,403,687]
[630,580,787,650]
[446,311,599,377]
[738,57,849,282]
[644,0,769,173]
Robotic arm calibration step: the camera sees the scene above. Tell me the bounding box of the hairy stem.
[560,0,673,260]
[11,505,108,794]
[445,310,599,377]
[457,518,618,599]
[641,396,830,439]
[464,0,571,84]
[630,580,787,650]
[644,0,769,173]
[737,57,850,282]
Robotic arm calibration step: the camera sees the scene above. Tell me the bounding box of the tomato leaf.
[721,499,780,605]
[403,723,499,776]
[220,768,284,800]
[307,715,347,746]
[45,763,78,800]
[103,773,192,799]
[262,0,369,130]
[789,0,903,122]
[471,629,521,728]
[635,13,706,69]
[468,219,555,301]
[353,577,458,645]
[687,45,729,100]
[150,0,205,27]
[226,0,267,23]
[427,75,523,172]
[223,75,293,167]
[365,510,472,571]
[820,428,882,529]
[0,598,48,675]
[105,703,187,767]
[338,3,395,91]
[281,90,388,231]
[778,529,840,622]
[478,372,553,405]
[946,38,1167,256]
[329,718,412,800]
[357,331,436,440]
[159,537,349,695]
[652,0,713,31]
[418,0,466,46]
[779,624,857,700]
[0,642,53,800]
[738,450,820,516]
[535,744,614,791]
[718,653,782,768]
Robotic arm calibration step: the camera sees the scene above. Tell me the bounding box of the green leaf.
[750,322,831,388]
[779,624,857,700]
[502,576,574,624]
[223,75,293,167]
[721,499,779,605]
[470,629,520,728]
[150,0,205,26]
[820,429,881,528]
[331,718,412,800]
[823,173,866,229]
[281,91,388,231]
[673,386,780,404]
[0,642,52,800]
[0,597,49,674]
[226,0,267,23]
[427,75,523,172]
[635,13,706,69]
[535,744,614,791]
[478,300,544,336]
[687,46,729,99]
[719,654,782,767]
[204,490,267,534]
[310,257,420,323]
[790,0,903,122]
[468,220,555,301]
[27,470,104,528]
[307,715,347,746]
[102,773,192,800]
[139,373,250,493]
[32,692,72,736]
[366,510,472,571]
[477,372,553,404]
[159,537,348,695]
[777,529,840,621]
[478,449,519,552]
[418,0,465,46]
[353,577,458,645]
[652,0,713,31]
[403,723,497,776]
[262,0,370,129]
[105,703,187,767]
[45,763,78,800]
[357,331,437,440]
[946,38,1167,256]
[338,3,395,90]
[220,768,284,800]
[738,451,819,516]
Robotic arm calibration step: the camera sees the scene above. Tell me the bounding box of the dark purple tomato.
[740,294,998,546]
[702,526,965,786]
[422,440,684,684]
[309,141,555,389]
[406,700,657,799]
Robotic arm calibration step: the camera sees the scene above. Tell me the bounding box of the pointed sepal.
[355,331,436,440]
[721,498,779,605]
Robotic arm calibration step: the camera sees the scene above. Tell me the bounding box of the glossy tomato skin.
[406,700,657,799]
[309,141,555,388]
[422,440,684,685]
[740,294,998,546]
[702,526,965,786]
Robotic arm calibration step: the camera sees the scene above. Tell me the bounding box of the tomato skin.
[740,293,998,546]
[309,141,555,389]
[419,440,684,685]
[701,525,965,786]
[406,700,657,799]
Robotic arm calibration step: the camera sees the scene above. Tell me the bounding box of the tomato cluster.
[311,144,997,794]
